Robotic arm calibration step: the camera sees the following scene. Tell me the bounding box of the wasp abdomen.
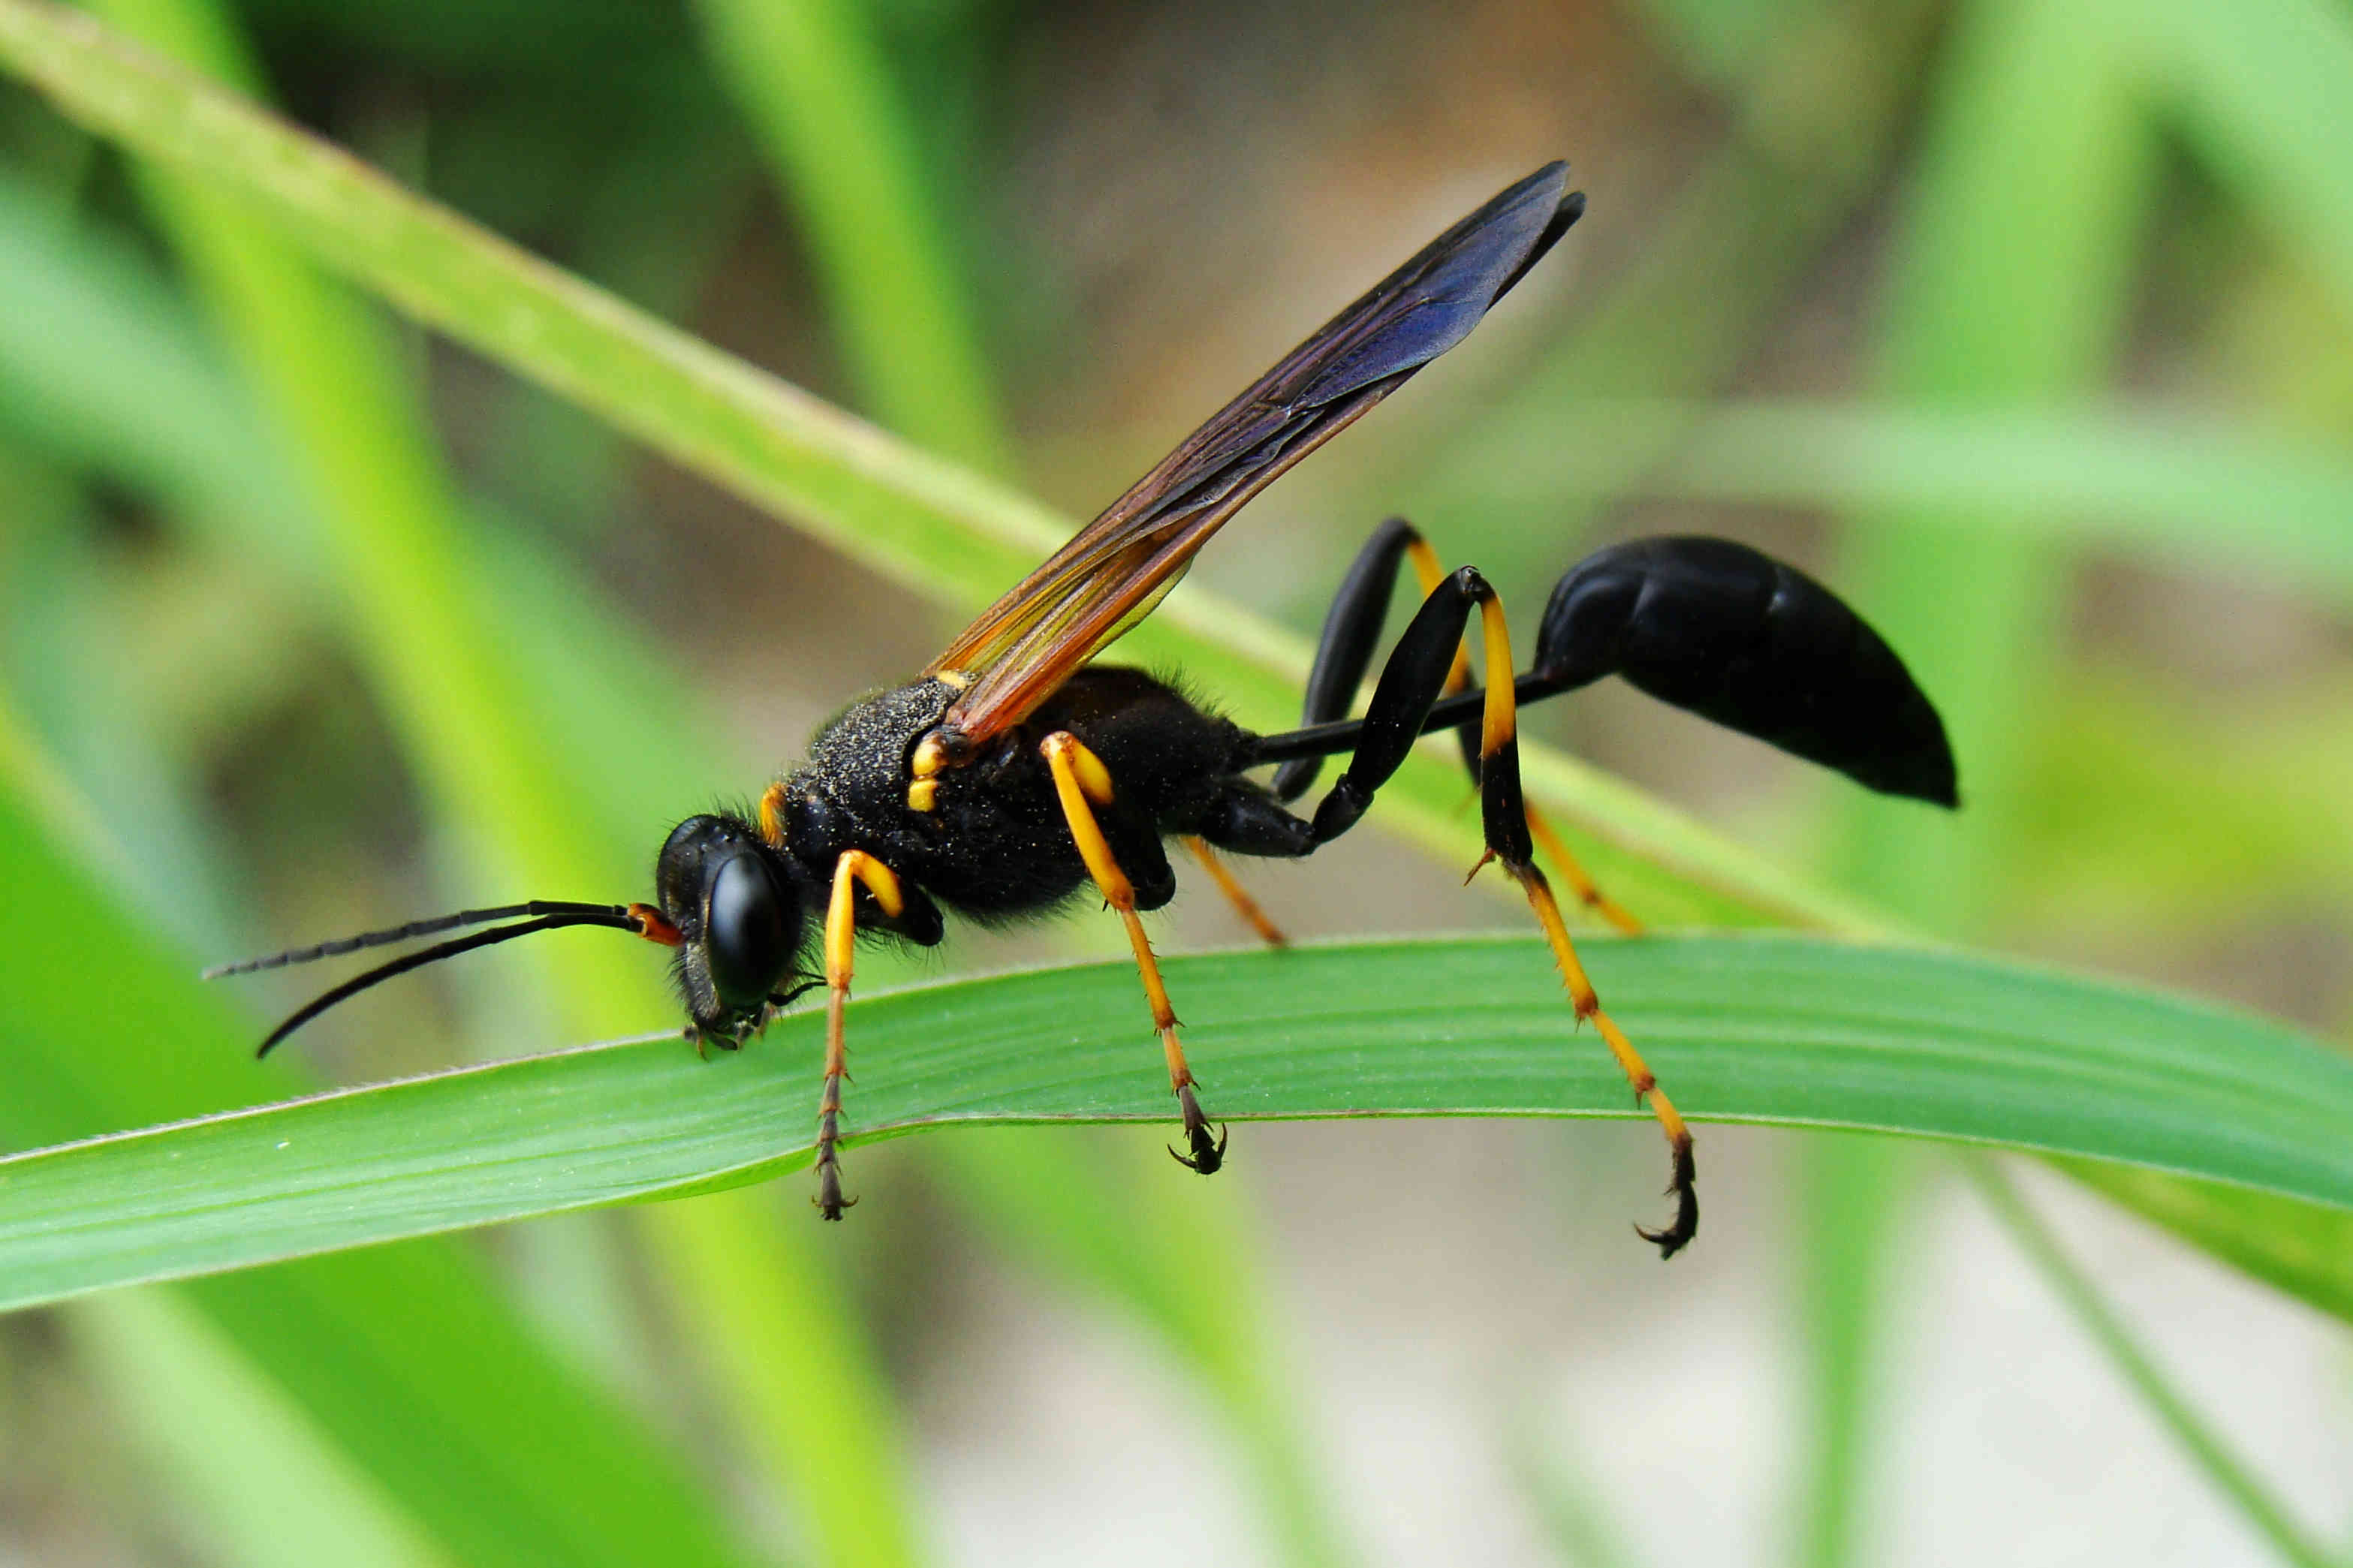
[1535,536,1957,806]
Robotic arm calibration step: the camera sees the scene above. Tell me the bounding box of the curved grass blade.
[5,933,2350,1314]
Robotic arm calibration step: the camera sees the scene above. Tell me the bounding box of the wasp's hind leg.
[1274,517,1476,802]
[1183,837,1288,947]
[1042,732,1227,1174]
[1282,518,1641,935]
[1517,809,1643,934]
[1309,565,1697,1258]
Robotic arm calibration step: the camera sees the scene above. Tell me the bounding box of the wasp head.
[654,814,812,1043]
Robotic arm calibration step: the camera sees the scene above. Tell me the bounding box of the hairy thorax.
[774,669,1253,919]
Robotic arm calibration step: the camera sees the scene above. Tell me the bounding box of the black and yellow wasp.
[210,164,1956,1257]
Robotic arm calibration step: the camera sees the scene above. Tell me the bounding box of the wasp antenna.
[203,901,634,980]
[252,907,643,1058]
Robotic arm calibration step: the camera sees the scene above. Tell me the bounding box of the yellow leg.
[1468,586,1695,1257]
[1184,836,1288,947]
[1043,732,1226,1172]
[1418,529,1646,940]
[1513,860,1693,1239]
[815,848,904,1219]
[1523,805,1643,935]
[1404,534,1475,697]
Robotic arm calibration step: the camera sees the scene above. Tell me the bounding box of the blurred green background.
[3,0,2351,1563]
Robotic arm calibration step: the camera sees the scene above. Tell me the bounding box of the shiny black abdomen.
[778,668,1255,921]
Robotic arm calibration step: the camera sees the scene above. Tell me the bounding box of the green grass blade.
[692,0,1012,474]
[1794,0,2156,1550]
[1964,1157,2346,1568]
[70,1292,454,1568]
[0,0,1881,935]
[0,798,767,1568]
[1500,1402,1646,1568]
[1789,1132,1914,1568]
[6,933,2350,1314]
[928,1132,1353,1568]
[0,173,306,545]
[1798,0,2165,1550]
[2055,1160,2353,1328]
[646,1187,926,1568]
[74,0,924,1555]
[1831,1,2152,934]
[1374,0,1935,580]
[1444,399,2353,601]
[2121,0,2353,321]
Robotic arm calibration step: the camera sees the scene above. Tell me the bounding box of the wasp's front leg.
[812,849,905,1218]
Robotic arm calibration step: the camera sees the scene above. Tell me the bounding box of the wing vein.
[921,163,1585,759]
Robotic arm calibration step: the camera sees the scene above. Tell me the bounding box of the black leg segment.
[1276,517,1479,801]
[1309,565,1496,847]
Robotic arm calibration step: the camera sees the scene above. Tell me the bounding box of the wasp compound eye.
[703,851,796,1013]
